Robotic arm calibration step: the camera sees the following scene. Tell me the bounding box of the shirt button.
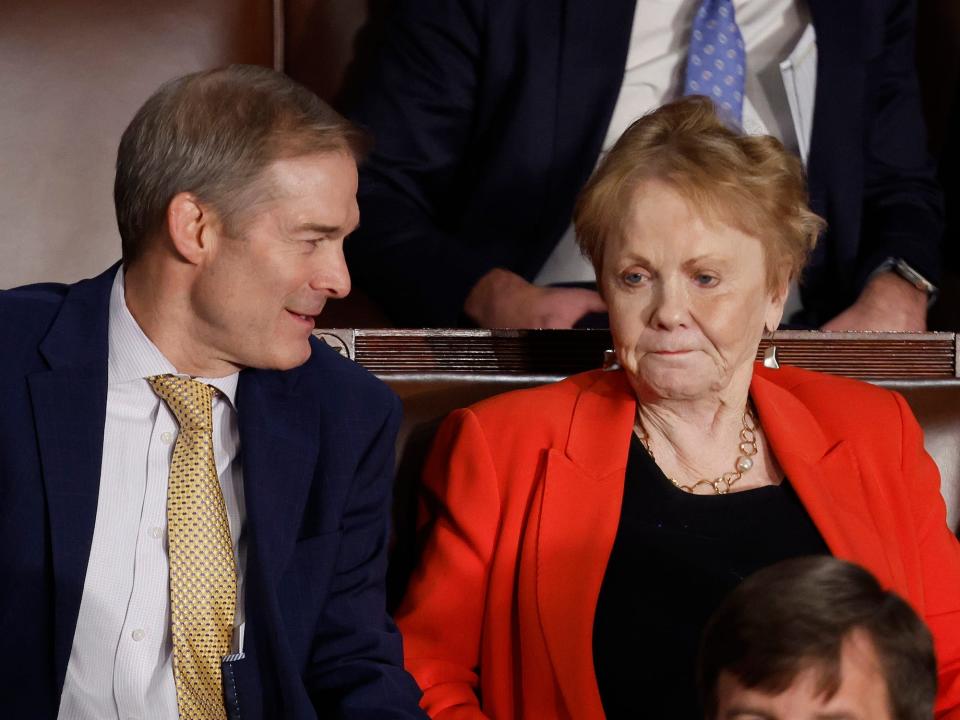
[160,431,174,444]
[149,526,163,540]
[131,629,146,642]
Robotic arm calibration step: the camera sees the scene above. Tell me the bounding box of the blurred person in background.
[347,0,941,330]
[699,556,938,720]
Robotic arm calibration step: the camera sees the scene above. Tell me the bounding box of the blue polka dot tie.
[684,0,746,125]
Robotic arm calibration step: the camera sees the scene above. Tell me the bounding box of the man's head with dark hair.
[699,556,937,720]
[114,64,368,266]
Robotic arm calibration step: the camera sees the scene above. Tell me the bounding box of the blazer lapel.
[27,264,117,690]
[236,364,330,709]
[750,369,905,588]
[237,368,320,585]
[536,371,635,718]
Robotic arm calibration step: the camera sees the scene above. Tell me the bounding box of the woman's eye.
[623,272,647,286]
[694,273,719,287]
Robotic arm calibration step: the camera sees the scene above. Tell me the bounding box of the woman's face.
[602,181,786,401]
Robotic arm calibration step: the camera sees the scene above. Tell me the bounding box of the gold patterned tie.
[149,375,237,720]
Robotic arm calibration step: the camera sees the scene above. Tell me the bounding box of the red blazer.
[396,364,960,719]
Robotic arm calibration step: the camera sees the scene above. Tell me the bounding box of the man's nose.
[311,242,352,299]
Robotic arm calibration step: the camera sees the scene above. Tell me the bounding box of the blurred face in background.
[711,630,893,720]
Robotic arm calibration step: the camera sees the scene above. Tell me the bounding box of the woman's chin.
[634,355,717,400]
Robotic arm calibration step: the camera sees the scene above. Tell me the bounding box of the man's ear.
[166,192,217,265]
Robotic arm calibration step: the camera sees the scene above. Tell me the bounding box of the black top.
[593,436,831,719]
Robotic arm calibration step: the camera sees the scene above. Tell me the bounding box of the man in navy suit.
[346,0,941,330]
[0,65,425,719]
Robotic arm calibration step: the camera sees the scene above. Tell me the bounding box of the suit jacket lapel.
[237,368,320,585]
[535,371,635,718]
[28,264,117,690]
[750,369,904,588]
[236,364,327,707]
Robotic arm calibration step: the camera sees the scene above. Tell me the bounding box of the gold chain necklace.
[633,405,758,495]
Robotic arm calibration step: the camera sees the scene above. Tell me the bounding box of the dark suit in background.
[931,78,960,330]
[0,265,424,718]
[346,0,942,327]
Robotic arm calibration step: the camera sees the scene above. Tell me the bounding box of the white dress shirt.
[58,269,246,720]
[535,0,812,286]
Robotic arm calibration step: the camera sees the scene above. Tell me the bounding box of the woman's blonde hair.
[574,96,824,293]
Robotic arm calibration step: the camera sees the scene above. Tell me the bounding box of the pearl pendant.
[736,456,754,472]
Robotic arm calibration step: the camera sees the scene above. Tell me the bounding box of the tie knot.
[147,375,216,431]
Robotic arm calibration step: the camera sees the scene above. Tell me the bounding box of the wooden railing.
[314,329,959,382]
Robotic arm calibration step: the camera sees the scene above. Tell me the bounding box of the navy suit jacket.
[347,0,942,326]
[0,265,426,719]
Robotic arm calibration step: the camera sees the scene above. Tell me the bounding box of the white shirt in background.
[536,0,811,288]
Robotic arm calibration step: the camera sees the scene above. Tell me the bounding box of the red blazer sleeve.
[894,392,960,719]
[395,409,499,719]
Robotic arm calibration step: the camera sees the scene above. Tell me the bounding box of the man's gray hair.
[114,64,368,264]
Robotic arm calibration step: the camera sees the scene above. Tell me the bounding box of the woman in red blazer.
[395,98,960,719]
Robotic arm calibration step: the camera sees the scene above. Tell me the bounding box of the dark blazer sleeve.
[347,0,498,326]
[856,0,943,289]
[303,392,427,718]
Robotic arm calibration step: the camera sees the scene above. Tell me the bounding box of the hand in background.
[464,268,607,328]
[821,271,928,332]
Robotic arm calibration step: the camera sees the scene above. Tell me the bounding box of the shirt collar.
[107,268,239,409]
